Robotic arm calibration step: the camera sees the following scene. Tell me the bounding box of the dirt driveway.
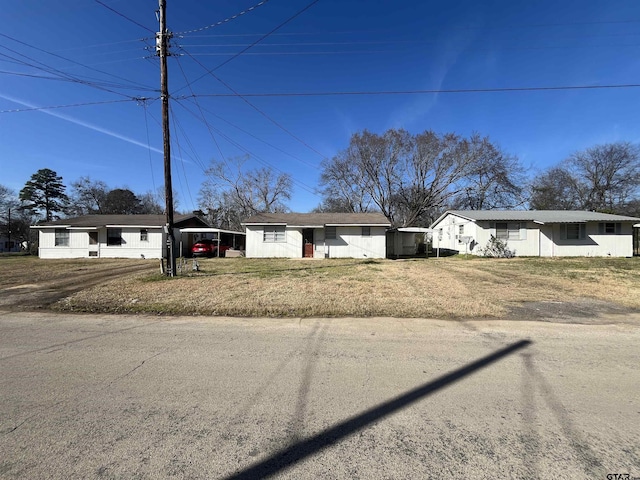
[0,258,155,311]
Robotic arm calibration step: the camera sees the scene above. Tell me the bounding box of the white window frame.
[140,229,148,242]
[263,226,285,243]
[325,226,337,240]
[55,229,69,247]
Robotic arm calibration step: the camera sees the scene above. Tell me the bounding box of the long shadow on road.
[225,339,532,480]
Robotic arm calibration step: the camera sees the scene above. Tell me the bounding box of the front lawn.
[50,256,640,318]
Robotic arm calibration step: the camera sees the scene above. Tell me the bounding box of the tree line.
[0,169,169,250]
[198,130,640,230]
[2,130,639,248]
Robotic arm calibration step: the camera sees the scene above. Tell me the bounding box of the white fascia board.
[31,225,71,229]
[288,224,324,228]
[106,225,163,228]
[244,222,287,226]
[325,223,391,227]
[533,220,545,225]
[397,227,434,233]
[68,227,98,230]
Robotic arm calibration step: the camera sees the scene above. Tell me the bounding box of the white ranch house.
[243,212,391,259]
[33,214,209,259]
[431,210,640,257]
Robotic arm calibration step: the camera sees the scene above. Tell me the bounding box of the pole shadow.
[224,339,532,480]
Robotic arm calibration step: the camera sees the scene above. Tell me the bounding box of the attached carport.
[178,227,246,257]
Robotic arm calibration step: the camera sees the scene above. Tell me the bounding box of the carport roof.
[432,210,640,226]
[243,212,391,227]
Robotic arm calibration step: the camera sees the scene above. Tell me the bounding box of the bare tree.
[452,134,526,210]
[530,142,640,214]
[198,156,293,230]
[68,177,109,215]
[319,129,492,226]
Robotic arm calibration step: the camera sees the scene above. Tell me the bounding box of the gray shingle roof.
[243,212,391,226]
[35,214,207,228]
[433,210,640,226]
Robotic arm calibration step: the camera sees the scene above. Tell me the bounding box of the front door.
[302,228,314,258]
[88,231,99,257]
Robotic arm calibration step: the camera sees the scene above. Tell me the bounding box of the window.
[325,226,336,240]
[263,226,285,243]
[140,229,148,242]
[107,228,122,246]
[55,229,69,247]
[496,222,521,240]
[599,222,621,235]
[89,232,98,245]
[362,226,371,237]
[459,224,464,235]
[560,223,586,240]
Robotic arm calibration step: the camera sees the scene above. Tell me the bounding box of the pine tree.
[19,168,69,221]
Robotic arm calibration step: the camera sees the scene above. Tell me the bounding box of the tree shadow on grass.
[225,339,532,480]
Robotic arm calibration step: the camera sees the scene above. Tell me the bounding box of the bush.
[479,235,515,258]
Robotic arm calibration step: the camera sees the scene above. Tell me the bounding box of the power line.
[174,100,320,197]
[174,0,271,36]
[184,83,640,98]
[0,32,156,92]
[94,0,155,34]
[180,96,321,170]
[0,98,138,114]
[174,0,321,94]
[179,48,327,160]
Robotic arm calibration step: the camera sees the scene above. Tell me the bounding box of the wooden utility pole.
[157,0,176,276]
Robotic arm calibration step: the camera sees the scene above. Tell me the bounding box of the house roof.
[33,214,208,228]
[243,212,391,227]
[432,210,640,227]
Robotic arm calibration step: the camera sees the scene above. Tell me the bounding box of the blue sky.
[2,0,640,213]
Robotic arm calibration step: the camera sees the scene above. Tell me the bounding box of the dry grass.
[46,256,640,318]
[0,255,154,289]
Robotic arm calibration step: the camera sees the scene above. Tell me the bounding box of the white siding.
[431,213,635,257]
[245,225,387,258]
[325,226,386,258]
[245,226,302,258]
[38,227,164,259]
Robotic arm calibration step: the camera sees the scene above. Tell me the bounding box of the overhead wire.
[173,0,321,94]
[174,99,321,197]
[180,95,321,170]
[173,56,230,170]
[94,0,155,34]
[142,102,158,193]
[174,0,271,36]
[169,103,196,210]
[0,98,138,114]
[185,83,640,98]
[0,33,156,93]
[178,48,326,161]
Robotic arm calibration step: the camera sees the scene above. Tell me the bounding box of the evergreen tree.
[19,168,69,221]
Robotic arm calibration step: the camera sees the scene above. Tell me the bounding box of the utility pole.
[157,0,176,276]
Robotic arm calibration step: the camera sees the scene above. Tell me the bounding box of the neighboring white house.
[33,214,209,259]
[431,210,640,257]
[243,212,391,258]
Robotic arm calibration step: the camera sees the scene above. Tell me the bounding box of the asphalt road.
[0,311,639,479]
